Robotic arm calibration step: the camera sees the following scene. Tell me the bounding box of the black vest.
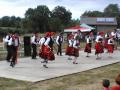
[58,36,63,44]
[48,37,54,48]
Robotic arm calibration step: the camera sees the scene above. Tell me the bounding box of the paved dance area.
[0,50,120,82]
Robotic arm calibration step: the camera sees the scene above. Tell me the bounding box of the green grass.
[0,63,120,90]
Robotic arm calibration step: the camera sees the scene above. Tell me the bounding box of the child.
[103,79,110,90]
[111,74,120,90]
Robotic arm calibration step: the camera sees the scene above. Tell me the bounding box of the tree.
[0,16,10,27]
[82,11,103,17]
[104,4,120,17]
[51,6,72,26]
[49,17,62,32]
[68,19,80,27]
[24,5,51,32]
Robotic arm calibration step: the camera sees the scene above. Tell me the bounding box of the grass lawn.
[0,62,120,90]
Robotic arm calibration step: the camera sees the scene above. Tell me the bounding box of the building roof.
[80,23,95,29]
[80,17,117,26]
[64,25,91,32]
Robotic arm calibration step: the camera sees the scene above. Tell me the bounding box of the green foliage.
[51,6,72,26]
[104,4,120,17]
[82,11,103,17]
[0,16,22,28]
[82,4,120,17]
[23,5,72,33]
[24,5,51,33]
[82,4,120,27]
[0,27,24,37]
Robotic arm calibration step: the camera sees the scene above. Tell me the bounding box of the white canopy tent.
[64,25,91,32]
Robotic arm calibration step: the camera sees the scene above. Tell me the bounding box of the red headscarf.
[45,32,51,37]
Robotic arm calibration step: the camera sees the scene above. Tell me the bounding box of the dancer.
[10,33,20,67]
[42,32,55,68]
[107,35,115,57]
[31,32,39,59]
[56,32,63,56]
[65,33,74,60]
[39,33,48,60]
[84,35,92,57]
[4,32,12,62]
[72,35,80,64]
[95,32,104,59]
[104,32,109,50]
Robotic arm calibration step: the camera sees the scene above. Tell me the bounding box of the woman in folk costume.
[39,32,48,61]
[42,32,55,68]
[65,33,74,60]
[107,35,115,57]
[84,35,92,57]
[95,32,104,59]
[72,35,80,64]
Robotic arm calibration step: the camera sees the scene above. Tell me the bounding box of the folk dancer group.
[4,32,20,67]
[4,30,117,68]
[84,31,116,59]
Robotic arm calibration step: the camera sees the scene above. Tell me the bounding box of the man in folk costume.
[10,33,20,67]
[111,31,117,50]
[31,32,39,59]
[72,34,80,64]
[104,32,109,50]
[4,32,12,62]
[74,30,81,43]
[107,35,115,57]
[95,32,104,60]
[65,33,74,60]
[84,34,92,57]
[56,32,63,56]
[43,32,55,68]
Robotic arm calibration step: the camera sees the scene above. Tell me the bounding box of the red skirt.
[39,45,46,59]
[95,42,104,54]
[73,48,79,57]
[104,39,108,49]
[43,46,55,61]
[84,43,91,53]
[107,44,114,53]
[65,46,74,56]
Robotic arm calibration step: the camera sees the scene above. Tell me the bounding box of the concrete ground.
[0,50,120,82]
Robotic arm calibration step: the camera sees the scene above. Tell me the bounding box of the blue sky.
[0,0,119,19]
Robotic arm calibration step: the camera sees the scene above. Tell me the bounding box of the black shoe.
[32,57,37,59]
[73,62,78,64]
[6,60,10,62]
[86,56,90,57]
[41,60,48,63]
[41,61,45,63]
[96,57,101,60]
[10,62,15,68]
[43,65,48,68]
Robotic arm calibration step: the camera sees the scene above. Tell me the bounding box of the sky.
[0,0,119,19]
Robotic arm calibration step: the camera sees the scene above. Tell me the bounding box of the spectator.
[111,74,120,90]
[102,79,110,90]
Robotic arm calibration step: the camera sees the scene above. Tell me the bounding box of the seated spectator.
[111,74,120,90]
[102,79,110,90]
